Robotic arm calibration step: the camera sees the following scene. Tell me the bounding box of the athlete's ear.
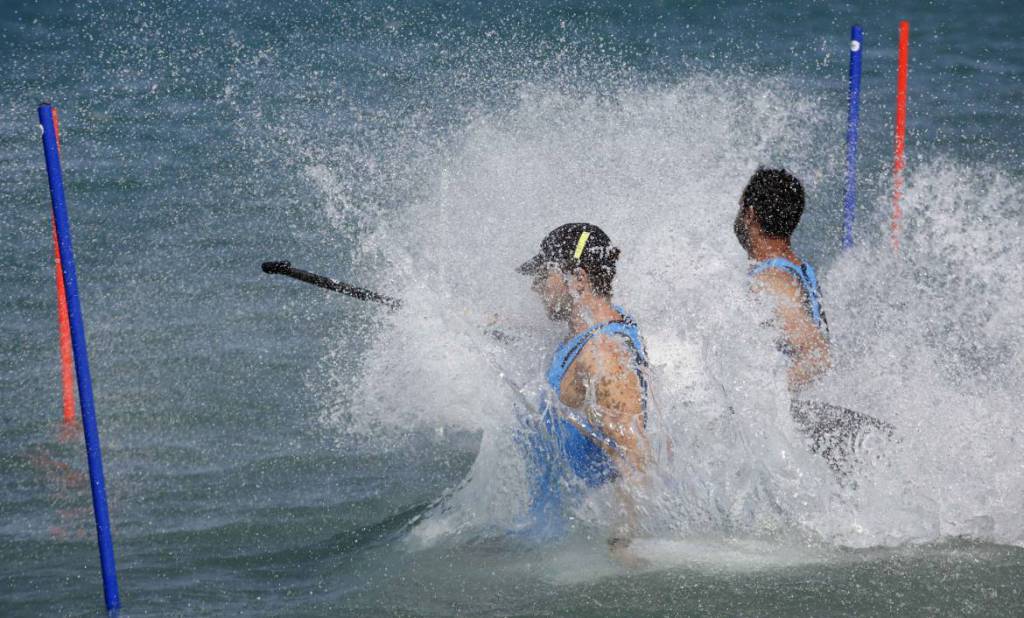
[571,267,589,292]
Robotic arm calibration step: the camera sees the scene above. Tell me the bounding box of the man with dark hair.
[733,169,897,476]
[517,223,649,554]
[734,168,831,390]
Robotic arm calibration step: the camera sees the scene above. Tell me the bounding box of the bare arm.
[753,269,831,390]
[561,334,648,473]
[561,335,648,559]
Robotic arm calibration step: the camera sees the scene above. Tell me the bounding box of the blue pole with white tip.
[38,102,121,616]
[843,26,863,249]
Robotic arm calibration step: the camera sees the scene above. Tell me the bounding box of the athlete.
[734,167,831,391]
[732,169,892,475]
[517,223,650,554]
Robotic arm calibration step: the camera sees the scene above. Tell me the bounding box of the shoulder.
[574,330,637,377]
[751,267,803,303]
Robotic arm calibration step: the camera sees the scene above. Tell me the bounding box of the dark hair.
[578,246,620,297]
[740,167,805,238]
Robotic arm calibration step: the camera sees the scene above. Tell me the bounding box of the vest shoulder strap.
[749,257,826,329]
[546,312,648,393]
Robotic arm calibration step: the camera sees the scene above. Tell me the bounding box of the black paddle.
[261,260,517,342]
[790,399,895,478]
[261,261,402,310]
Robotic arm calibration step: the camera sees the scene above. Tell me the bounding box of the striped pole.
[891,20,910,250]
[38,103,121,615]
[842,25,863,250]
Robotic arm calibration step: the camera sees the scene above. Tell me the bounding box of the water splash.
[314,74,1024,551]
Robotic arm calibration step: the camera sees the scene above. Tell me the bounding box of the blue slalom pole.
[38,103,121,616]
[842,25,863,249]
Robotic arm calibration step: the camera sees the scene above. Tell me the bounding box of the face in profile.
[531,266,574,321]
[734,204,753,253]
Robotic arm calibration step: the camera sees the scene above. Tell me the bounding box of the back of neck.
[568,295,621,335]
[750,236,800,264]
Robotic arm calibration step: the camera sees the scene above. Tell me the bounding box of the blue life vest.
[522,307,648,525]
[750,257,829,335]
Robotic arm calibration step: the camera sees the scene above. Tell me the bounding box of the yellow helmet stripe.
[573,231,591,261]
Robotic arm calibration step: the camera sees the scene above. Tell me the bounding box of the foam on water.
[313,73,1024,557]
[815,161,1024,547]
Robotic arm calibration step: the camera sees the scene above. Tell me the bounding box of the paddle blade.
[262,260,291,274]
